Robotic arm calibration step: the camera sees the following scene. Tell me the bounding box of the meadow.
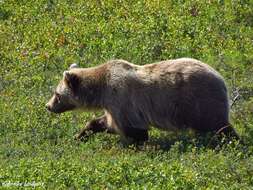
[0,0,253,189]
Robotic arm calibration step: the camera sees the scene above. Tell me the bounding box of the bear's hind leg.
[213,125,241,143]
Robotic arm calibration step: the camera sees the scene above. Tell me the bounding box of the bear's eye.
[55,92,61,102]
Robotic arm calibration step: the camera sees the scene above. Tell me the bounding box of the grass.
[0,0,253,189]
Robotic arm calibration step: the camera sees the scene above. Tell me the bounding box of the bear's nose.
[46,104,51,111]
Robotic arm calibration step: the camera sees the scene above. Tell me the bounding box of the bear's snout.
[46,103,52,111]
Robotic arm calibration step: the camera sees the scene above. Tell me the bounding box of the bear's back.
[140,58,223,84]
[106,58,226,90]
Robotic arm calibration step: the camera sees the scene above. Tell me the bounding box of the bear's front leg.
[74,115,116,141]
[122,127,149,144]
[111,110,149,144]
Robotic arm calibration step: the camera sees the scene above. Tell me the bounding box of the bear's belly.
[152,120,179,131]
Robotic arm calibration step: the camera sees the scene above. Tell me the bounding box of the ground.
[0,1,253,189]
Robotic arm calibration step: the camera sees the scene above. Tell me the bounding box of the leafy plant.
[0,0,252,189]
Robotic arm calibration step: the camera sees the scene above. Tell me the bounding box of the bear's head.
[46,64,105,113]
[46,71,80,113]
[46,64,82,113]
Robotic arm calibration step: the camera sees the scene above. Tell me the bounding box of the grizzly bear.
[46,58,239,143]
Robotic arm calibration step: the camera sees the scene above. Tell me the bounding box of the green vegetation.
[1,0,253,189]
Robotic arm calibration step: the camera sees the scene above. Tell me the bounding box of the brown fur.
[46,58,239,143]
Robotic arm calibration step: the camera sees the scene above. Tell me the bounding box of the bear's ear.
[69,63,79,69]
[63,71,80,92]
